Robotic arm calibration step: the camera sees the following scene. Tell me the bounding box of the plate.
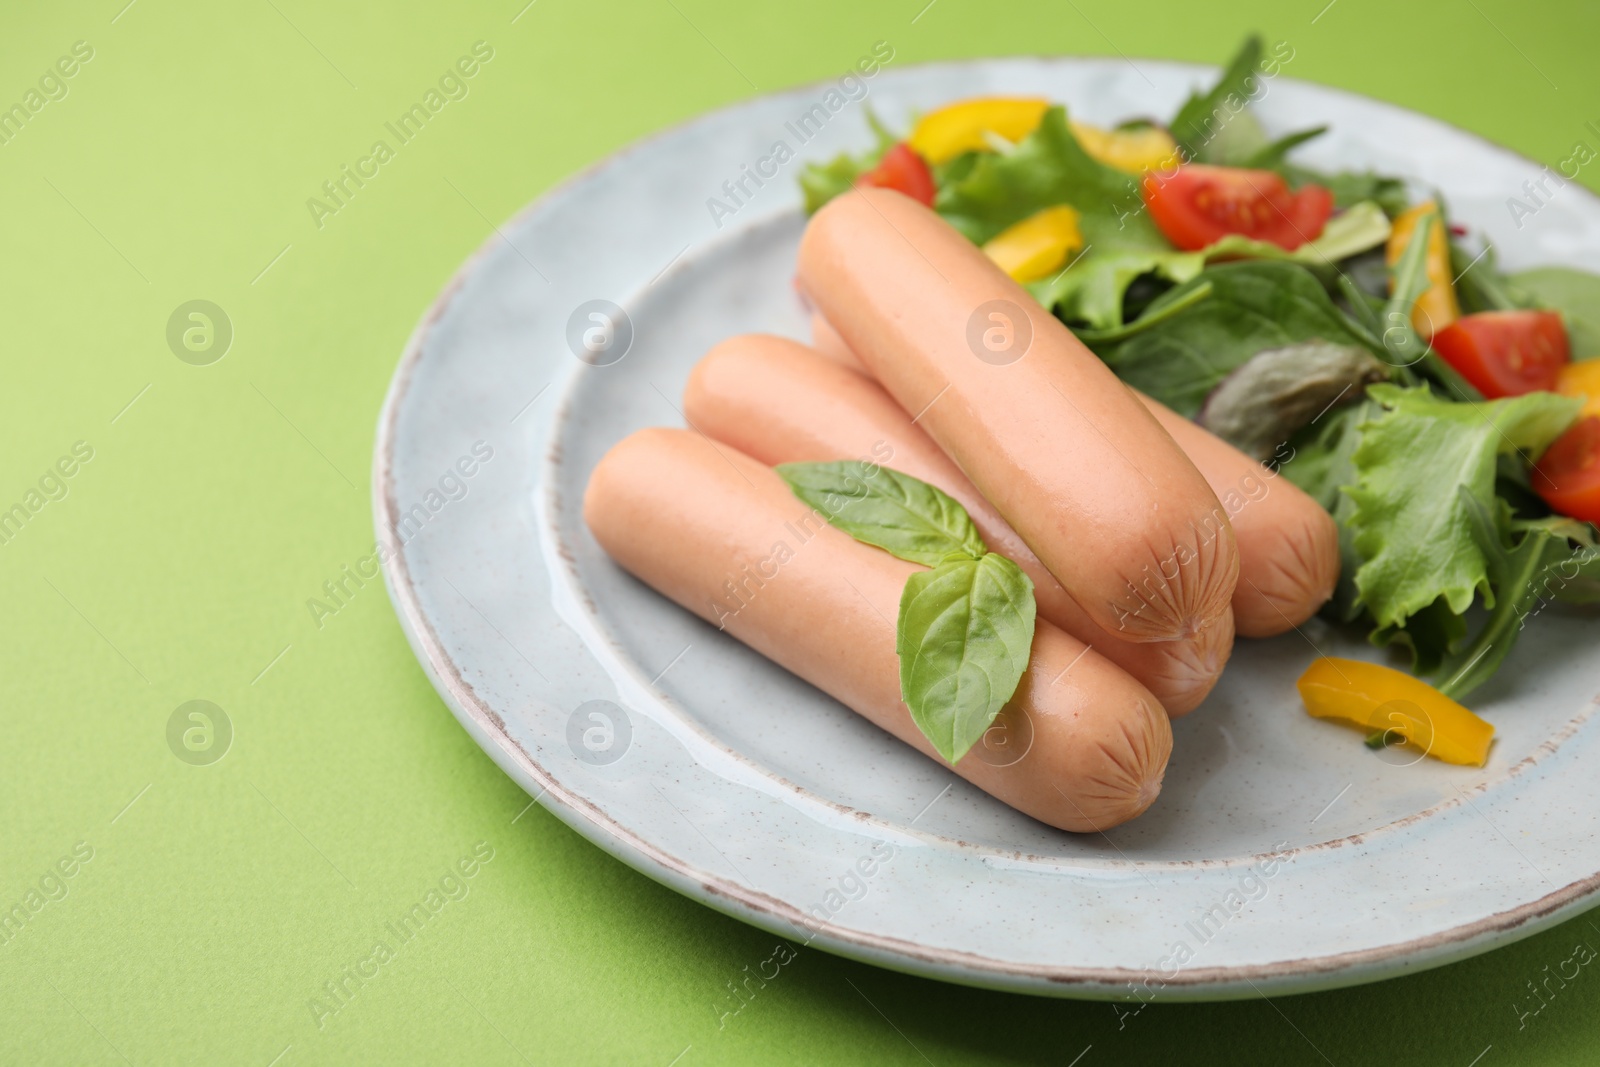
[373,55,1600,999]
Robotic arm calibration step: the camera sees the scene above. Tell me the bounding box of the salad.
[799,36,1600,718]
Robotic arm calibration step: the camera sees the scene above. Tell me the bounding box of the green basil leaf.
[897,554,1037,764]
[775,461,987,567]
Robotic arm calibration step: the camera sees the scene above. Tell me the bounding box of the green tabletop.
[3,0,1598,1063]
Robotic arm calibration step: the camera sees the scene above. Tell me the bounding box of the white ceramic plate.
[373,56,1600,1000]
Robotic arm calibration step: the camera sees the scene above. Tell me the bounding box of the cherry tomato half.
[1141,165,1334,251]
[1533,416,1600,524]
[1429,311,1570,398]
[856,143,936,207]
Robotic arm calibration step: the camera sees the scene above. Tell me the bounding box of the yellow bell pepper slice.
[1297,657,1493,766]
[1557,359,1600,421]
[981,205,1083,283]
[908,97,1181,174]
[1069,121,1181,174]
[1386,201,1461,339]
[909,97,1050,164]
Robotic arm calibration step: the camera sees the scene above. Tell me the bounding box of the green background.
[2,0,1597,1063]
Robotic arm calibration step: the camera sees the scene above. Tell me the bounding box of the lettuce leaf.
[935,107,1195,329]
[1345,385,1582,630]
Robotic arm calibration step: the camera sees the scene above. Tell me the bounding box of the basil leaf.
[898,554,1037,764]
[775,461,987,567]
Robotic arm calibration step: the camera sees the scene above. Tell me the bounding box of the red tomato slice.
[1429,311,1570,398]
[1141,165,1333,251]
[857,143,936,207]
[1534,416,1600,524]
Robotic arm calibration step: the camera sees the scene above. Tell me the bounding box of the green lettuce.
[1345,385,1581,630]
[936,106,1191,329]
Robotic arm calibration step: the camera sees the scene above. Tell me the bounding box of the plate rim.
[373,53,1600,998]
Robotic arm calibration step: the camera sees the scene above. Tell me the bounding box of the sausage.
[1138,398,1340,636]
[808,314,1338,636]
[798,187,1238,642]
[686,333,1231,714]
[584,427,1172,831]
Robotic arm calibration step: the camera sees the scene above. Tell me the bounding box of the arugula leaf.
[1169,35,1267,163]
[1344,385,1582,630]
[1240,126,1328,170]
[1092,261,1378,415]
[1378,210,1437,370]
[1422,492,1569,697]
[898,553,1036,764]
[798,109,897,214]
[1509,266,1600,358]
[1374,595,1470,676]
[1449,239,1523,314]
[1281,165,1410,217]
[775,461,986,567]
[1377,212,1484,401]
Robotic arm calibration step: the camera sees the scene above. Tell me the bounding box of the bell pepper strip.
[1297,657,1494,766]
[907,96,1180,173]
[909,97,1050,163]
[1557,359,1600,421]
[1069,121,1182,173]
[980,205,1083,282]
[1386,200,1460,338]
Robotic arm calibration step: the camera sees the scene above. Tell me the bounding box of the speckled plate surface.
[373,56,1600,1000]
